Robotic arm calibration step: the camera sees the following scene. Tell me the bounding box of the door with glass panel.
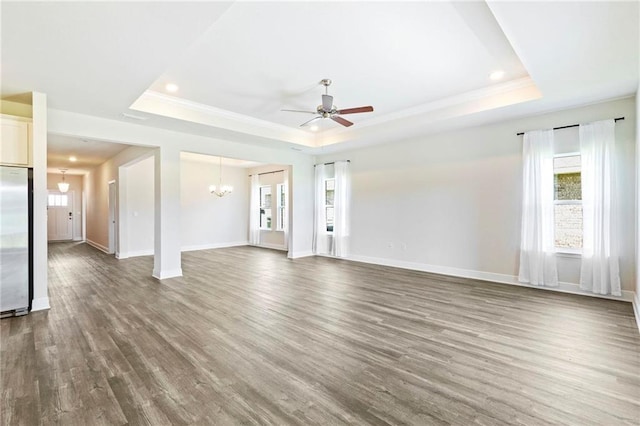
[47,191,73,241]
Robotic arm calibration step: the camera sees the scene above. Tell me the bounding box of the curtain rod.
[314,160,351,167]
[249,169,285,177]
[516,117,624,136]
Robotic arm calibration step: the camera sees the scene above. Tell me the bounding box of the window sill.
[555,250,582,259]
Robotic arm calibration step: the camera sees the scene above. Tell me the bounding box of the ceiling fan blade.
[337,106,374,115]
[300,116,321,127]
[281,109,316,114]
[322,94,333,111]
[331,116,353,127]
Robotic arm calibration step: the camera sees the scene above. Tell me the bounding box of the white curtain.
[579,119,621,296]
[518,129,558,286]
[331,161,350,257]
[312,164,328,255]
[249,174,260,245]
[283,170,289,250]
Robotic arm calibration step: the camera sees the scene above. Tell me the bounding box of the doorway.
[47,191,73,241]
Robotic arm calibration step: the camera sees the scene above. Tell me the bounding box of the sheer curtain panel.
[331,161,350,257]
[579,119,621,296]
[312,164,328,255]
[518,129,558,286]
[249,174,260,245]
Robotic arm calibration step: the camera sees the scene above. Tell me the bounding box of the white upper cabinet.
[0,114,32,167]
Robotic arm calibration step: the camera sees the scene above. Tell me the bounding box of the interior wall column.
[31,92,49,310]
[153,146,182,279]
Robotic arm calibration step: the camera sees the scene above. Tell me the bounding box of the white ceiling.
[2,1,638,154]
[47,135,130,174]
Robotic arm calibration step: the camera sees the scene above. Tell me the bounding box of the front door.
[47,191,73,241]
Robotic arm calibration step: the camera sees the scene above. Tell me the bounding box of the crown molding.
[130,78,540,150]
[318,77,541,144]
[130,90,317,147]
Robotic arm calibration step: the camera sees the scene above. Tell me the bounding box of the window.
[259,185,272,230]
[553,154,582,251]
[276,183,286,231]
[47,193,68,207]
[325,178,335,232]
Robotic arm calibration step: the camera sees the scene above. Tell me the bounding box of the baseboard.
[288,250,314,259]
[117,249,154,259]
[346,254,635,303]
[86,239,110,254]
[181,241,248,252]
[31,297,50,312]
[252,242,287,251]
[152,268,183,280]
[73,237,82,242]
[632,292,640,333]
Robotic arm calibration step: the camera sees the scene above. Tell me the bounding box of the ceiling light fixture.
[165,83,179,93]
[69,156,77,162]
[490,70,505,81]
[209,157,233,197]
[58,169,69,193]
[310,125,319,132]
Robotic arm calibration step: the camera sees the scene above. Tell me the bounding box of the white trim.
[321,77,539,138]
[346,254,635,302]
[633,292,640,333]
[141,90,310,137]
[116,249,154,259]
[252,242,287,251]
[181,241,248,252]
[31,297,50,311]
[131,90,315,147]
[152,268,183,280]
[86,239,109,253]
[288,250,314,259]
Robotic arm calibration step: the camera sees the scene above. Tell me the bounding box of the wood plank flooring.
[2,242,639,425]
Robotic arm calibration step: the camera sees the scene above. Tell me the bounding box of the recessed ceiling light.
[310,125,319,132]
[165,83,179,93]
[490,70,505,81]
[69,156,77,162]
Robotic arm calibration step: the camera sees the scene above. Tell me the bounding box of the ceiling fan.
[282,79,374,128]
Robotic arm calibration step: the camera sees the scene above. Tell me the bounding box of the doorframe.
[108,180,117,254]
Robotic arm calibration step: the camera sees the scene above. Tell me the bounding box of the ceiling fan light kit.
[282,79,374,129]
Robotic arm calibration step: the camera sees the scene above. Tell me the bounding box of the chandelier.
[58,169,69,193]
[209,157,233,197]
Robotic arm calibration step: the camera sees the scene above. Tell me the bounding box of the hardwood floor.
[2,242,639,425]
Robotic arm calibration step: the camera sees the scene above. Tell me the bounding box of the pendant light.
[209,157,233,197]
[58,169,70,193]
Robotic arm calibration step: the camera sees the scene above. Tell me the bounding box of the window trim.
[553,152,583,254]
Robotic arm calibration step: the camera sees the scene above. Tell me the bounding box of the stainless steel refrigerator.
[0,166,32,317]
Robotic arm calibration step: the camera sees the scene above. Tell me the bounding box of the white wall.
[84,145,154,252]
[47,173,83,240]
[635,86,640,315]
[181,157,249,251]
[121,155,155,257]
[247,164,290,250]
[32,93,48,311]
[317,97,637,294]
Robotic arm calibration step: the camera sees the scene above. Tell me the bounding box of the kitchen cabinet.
[0,114,32,167]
